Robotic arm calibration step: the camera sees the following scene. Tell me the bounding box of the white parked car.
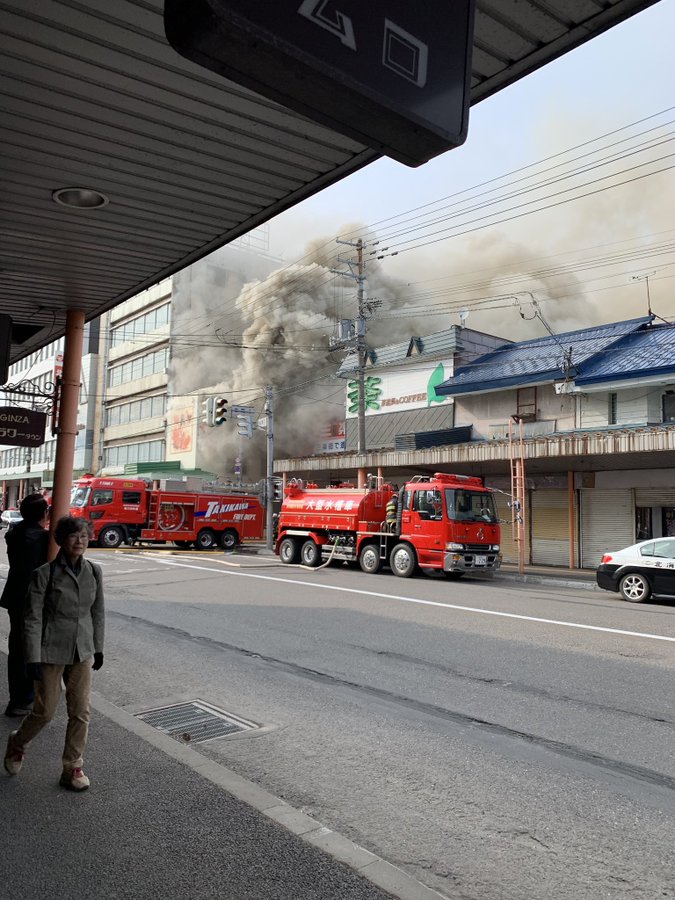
[596,537,675,602]
[0,509,22,529]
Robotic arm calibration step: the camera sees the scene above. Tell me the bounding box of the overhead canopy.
[0,0,659,366]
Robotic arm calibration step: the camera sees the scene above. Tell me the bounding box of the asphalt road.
[2,545,674,899]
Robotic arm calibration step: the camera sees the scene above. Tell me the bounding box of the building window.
[106,395,166,428]
[516,387,537,422]
[663,392,675,423]
[110,302,171,347]
[103,439,165,468]
[608,393,618,425]
[107,348,168,388]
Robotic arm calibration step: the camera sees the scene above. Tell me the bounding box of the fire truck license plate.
[474,555,487,566]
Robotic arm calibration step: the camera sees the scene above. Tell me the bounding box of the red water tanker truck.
[276,473,501,578]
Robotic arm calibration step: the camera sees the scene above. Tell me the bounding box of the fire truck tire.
[196,528,216,550]
[98,526,124,549]
[279,537,299,564]
[220,529,239,550]
[300,539,321,567]
[390,543,417,578]
[359,544,381,574]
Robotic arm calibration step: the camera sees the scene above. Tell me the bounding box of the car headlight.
[446,542,465,551]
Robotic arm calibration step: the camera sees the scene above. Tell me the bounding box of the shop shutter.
[634,488,675,506]
[531,490,570,566]
[580,490,633,568]
[494,491,522,564]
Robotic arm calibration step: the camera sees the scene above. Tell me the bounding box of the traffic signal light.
[202,396,215,426]
[236,412,253,438]
[273,480,283,502]
[213,396,228,425]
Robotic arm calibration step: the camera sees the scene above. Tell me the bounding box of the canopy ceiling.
[0,0,659,365]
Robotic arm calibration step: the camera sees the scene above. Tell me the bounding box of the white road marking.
[151,558,675,645]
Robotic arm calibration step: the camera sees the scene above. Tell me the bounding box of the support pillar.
[357,468,366,489]
[49,309,85,559]
[568,470,576,570]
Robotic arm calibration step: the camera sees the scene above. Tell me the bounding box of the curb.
[496,573,598,591]
[93,693,448,900]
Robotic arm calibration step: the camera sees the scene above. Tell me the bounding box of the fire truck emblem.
[477,528,485,540]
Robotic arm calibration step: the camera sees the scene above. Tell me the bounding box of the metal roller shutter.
[580,490,633,568]
[531,490,570,566]
[634,488,675,506]
[494,492,522,565]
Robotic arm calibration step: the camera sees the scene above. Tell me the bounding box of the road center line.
[150,558,675,644]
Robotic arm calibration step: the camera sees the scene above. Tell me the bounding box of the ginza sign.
[0,407,47,447]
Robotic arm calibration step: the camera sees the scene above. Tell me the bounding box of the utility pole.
[265,384,274,551]
[331,238,380,453]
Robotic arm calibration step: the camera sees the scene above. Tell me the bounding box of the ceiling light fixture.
[52,187,109,209]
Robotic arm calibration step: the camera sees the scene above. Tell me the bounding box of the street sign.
[0,406,47,447]
[164,0,475,166]
[230,405,256,415]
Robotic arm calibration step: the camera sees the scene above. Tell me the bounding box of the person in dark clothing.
[1,493,50,717]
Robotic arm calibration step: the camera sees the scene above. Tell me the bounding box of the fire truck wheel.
[390,543,417,578]
[300,539,321,567]
[279,537,299,564]
[359,544,381,574]
[98,526,124,549]
[220,529,239,550]
[196,528,216,550]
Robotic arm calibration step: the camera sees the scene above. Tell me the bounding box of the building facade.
[0,324,100,507]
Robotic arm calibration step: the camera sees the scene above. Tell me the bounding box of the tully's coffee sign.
[0,406,47,447]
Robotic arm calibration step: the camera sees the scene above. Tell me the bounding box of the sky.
[263,0,675,341]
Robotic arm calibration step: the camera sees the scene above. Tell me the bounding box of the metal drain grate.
[136,700,257,744]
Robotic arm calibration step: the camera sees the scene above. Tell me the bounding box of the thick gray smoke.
[170,201,658,478]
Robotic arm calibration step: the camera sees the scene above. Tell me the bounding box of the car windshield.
[70,486,90,508]
[445,489,498,523]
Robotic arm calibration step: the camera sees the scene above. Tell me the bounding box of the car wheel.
[98,526,124,549]
[196,528,216,550]
[279,537,299,564]
[359,544,381,574]
[619,572,652,603]
[220,529,239,550]
[300,539,321,567]
[390,543,417,578]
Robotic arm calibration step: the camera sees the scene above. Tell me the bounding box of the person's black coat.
[0,522,49,613]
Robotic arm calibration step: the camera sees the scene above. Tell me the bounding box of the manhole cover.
[136,700,257,744]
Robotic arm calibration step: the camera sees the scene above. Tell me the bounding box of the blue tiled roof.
[437,316,654,396]
[576,322,675,385]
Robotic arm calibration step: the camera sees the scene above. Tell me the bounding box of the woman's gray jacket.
[23,553,105,665]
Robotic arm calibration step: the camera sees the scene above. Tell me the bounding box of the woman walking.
[4,516,104,791]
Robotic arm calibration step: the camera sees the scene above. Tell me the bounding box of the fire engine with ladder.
[70,475,264,549]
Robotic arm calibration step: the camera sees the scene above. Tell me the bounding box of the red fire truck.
[70,475,264,550]
[276,473,501,578]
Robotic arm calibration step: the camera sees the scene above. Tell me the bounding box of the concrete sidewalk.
[1,694,443,900]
